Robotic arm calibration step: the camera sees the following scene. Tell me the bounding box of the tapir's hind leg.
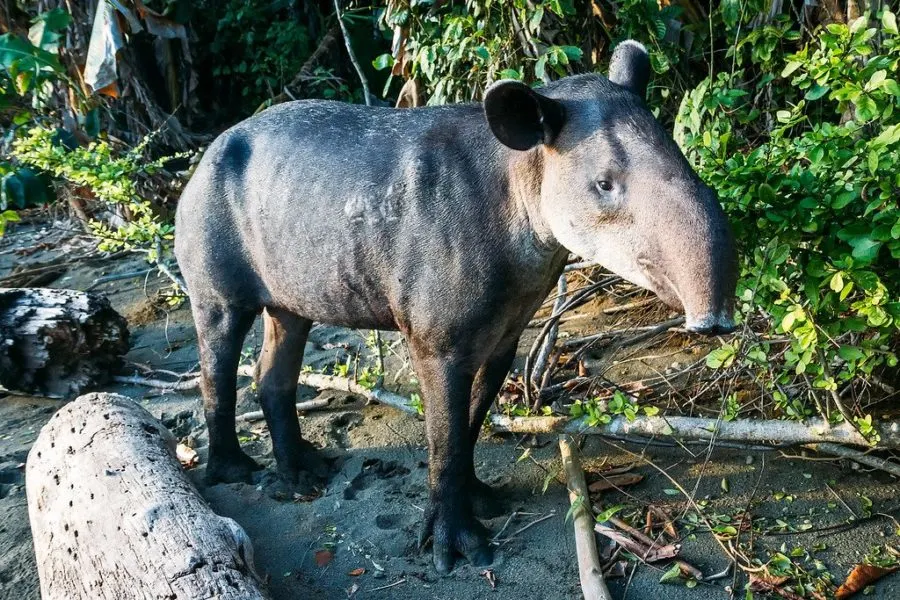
[255,307,326,488]
[194,302,260,484]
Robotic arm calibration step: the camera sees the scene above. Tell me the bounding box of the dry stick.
[333,0,373,107]
[235,398,331,423]
[600,297,657,315]
[802,442,900,478]
[112,375,201,391]
[565,261,599,272]
[525,279,615,409]
[85,269,154,291]
[531,275,567,391]
[559,435,613,600]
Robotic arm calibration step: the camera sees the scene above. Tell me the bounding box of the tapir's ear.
[608,40,651,99]
[483,80,566,151]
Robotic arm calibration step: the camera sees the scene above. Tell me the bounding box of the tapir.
[174,40,737,573]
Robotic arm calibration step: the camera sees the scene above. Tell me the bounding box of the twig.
[564,261,600,272]
[601,297,657,315]
[493,512,556,544]
[235,398,332,423]
[366,577,407,592]
[525,278,617,408]
[803,442,900,478]
[531,275,567,391]
[85,268,153,291]
[333,0,373,106]
[559,435,614,600]
[112,375,201,391]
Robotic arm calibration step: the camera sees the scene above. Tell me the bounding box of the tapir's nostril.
[685,314,736,336]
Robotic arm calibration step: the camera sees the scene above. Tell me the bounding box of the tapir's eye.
[595,180,614,193]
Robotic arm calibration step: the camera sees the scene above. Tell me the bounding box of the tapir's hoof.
[471,477,506,519]
[419,499,493,574]
[205,449,262,485]
[277,438,330,480]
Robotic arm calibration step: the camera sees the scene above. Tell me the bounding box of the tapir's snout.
[684,312,736,336]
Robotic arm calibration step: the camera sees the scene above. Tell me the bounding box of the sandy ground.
[2,221,900,600]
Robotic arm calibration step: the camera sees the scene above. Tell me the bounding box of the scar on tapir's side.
[175,39,737,574]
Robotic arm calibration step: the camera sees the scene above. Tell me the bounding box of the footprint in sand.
[0,456,26,499]
[343,458,410,500]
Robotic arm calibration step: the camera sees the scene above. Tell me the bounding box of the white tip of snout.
[685,312,736,336]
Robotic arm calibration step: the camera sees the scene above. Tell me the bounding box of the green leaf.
[372,53,394,71]
[663,488,680,496]
[706,344,736,369]
[805,84,829,100]
[882,10,898,35]
[781,61,803,78]
[850,237,882,262]
[529,5,545,32]
[559,46,583,61]
[564,494,586,523]
[659,562,682,584]
[595,504,626,523]
[838,346,866,361]
[830,272,844,292]
[855,95,877,121]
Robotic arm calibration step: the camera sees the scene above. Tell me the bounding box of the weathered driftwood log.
[0,288,129,398]
[26,393,269,600]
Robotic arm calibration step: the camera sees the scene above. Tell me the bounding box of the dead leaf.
[345,582,359,598]
[836,564,899,598]
[647,505,678,539]
[348,568,365,577]
[293,488,323,503]
[594,524,680,563]
[175,443,198,468]
[577,360,589,377]
[749,574,804,600]
[588,472,643,493]
[481,569,497,589]
[315,549,334,567]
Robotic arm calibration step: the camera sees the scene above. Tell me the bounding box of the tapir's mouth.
[638,259,735,335]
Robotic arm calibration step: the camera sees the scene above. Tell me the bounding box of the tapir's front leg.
[411,346,492,574]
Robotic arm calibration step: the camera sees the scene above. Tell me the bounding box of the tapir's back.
[174,99,524,331]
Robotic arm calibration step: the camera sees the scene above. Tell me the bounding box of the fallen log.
[26,393,269,600]
[0,288,129,398]
[124,368,900,451]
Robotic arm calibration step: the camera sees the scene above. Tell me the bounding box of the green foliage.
[0,7,72,235]
[206,0,318,110]
[375,0,586,104]
[676,12,900,420]
[0,8,68,105]
[569,390,658,425]
[11,127,183,261]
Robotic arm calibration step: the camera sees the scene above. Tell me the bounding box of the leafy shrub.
[12,127,182,262]
[676,12,900,419]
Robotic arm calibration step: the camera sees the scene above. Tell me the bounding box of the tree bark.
[0,288,129,398]
[26,392,270,600]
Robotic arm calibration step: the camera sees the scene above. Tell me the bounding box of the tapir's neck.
[507,148,563,258]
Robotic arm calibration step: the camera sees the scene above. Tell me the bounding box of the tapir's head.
[484,40,737,334]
